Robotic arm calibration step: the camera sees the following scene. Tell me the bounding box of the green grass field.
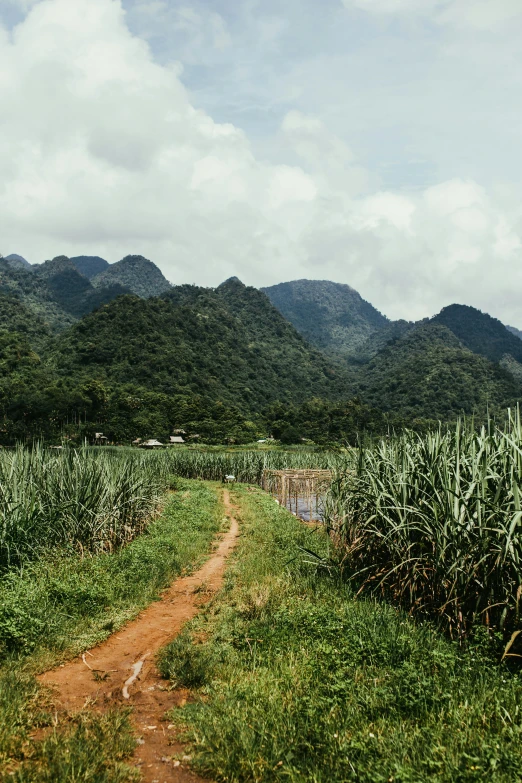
[0,479,223,781]
[160,485,522,782]
[1,435,522,782]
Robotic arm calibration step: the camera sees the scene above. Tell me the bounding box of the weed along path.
[40,488,239,783]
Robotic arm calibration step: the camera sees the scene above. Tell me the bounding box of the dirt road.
[40,489,239,783]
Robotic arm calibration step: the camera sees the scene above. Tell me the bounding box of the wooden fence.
[261,469,332,523]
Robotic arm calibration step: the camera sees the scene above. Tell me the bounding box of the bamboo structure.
[262,469,332,523]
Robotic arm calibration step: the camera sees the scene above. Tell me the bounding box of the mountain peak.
[432,303,522,365]
[5,253,32,270]
[261,278,388,358]
[33,256,78,278]
[91,255,171,298]
[218,276,245,289]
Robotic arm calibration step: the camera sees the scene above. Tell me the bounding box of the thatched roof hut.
[140,439,163,449]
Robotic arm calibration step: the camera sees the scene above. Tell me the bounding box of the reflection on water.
[279,494,325,523]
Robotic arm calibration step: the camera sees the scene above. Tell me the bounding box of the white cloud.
[2,0,522,328]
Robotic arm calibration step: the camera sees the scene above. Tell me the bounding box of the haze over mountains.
[1,250,521,443]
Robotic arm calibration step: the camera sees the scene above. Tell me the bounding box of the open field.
[160,485,522,782]
[0,428,521,781]
[0,479,223,780]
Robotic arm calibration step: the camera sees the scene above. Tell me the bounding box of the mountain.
[261,279,389,359]
[33,256,131,320]
[54,280,348,416]
[507,325,522,341]
[92,255,171,298]
[355,323,520,420]
[350,319,416,364]
[0,257,77,331]
[4,254,32,270]
[0,291,51,352]
[0,279,352,443]
[70,255,109,279]
[432,304,522,366]
[0,256,131,331]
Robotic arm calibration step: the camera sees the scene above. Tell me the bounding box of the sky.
[1,0,522,324]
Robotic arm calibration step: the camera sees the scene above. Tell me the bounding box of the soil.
[39,489,239,783]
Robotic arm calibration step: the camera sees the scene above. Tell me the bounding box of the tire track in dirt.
[40,489,239,783]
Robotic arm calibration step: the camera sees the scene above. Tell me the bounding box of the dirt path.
[40,489,239,783]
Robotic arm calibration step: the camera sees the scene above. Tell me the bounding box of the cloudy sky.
[1,0,521,323]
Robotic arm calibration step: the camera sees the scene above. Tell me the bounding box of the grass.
[5,709,139,782]
[0,478,223,780]
[0,478,223,663]
[159,484,522,782]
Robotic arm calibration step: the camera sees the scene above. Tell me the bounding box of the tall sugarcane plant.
[324,411,522,639]
[0,446,170,569]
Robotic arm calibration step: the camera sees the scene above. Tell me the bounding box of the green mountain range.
[0,278,350,443]
[0,254,171,330]
[1,259,521,444]
[354,322,520,421]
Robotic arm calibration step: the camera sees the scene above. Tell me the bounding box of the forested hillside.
[1,262,522,444]
[355,323,521,419]
[262,279,388,358]
[92,255,172,297]
[0,253,171,331]
[0,281,353,443]
[5,253,31,270]
[432,304,522,365]
[70,255,109,279]
[54,281,348,408]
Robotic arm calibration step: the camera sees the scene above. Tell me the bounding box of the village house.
[140,439,164,449]
[169,435,185,445]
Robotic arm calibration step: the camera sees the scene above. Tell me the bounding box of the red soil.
[40,489,239,783]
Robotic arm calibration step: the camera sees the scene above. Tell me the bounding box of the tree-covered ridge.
[92,255,172,298]
[0,266,521,444]
[0,292,51,353]
[432,304,522,365]
[507,324,522,341]
[70,255,109,279]
[261,278,389,358]
[0,281,354,444]
[0,257,77,331]
[0,255,136,331]
[4,253,31,270]
[355,323,521,419]
[54,282,349,412]
[33,256,132,320]
[350,319,416,365]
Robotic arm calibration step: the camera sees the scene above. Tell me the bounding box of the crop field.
[324,412,522,641]
[0,425,521,781]
[0,445,172,570]
[162,446,347,483]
